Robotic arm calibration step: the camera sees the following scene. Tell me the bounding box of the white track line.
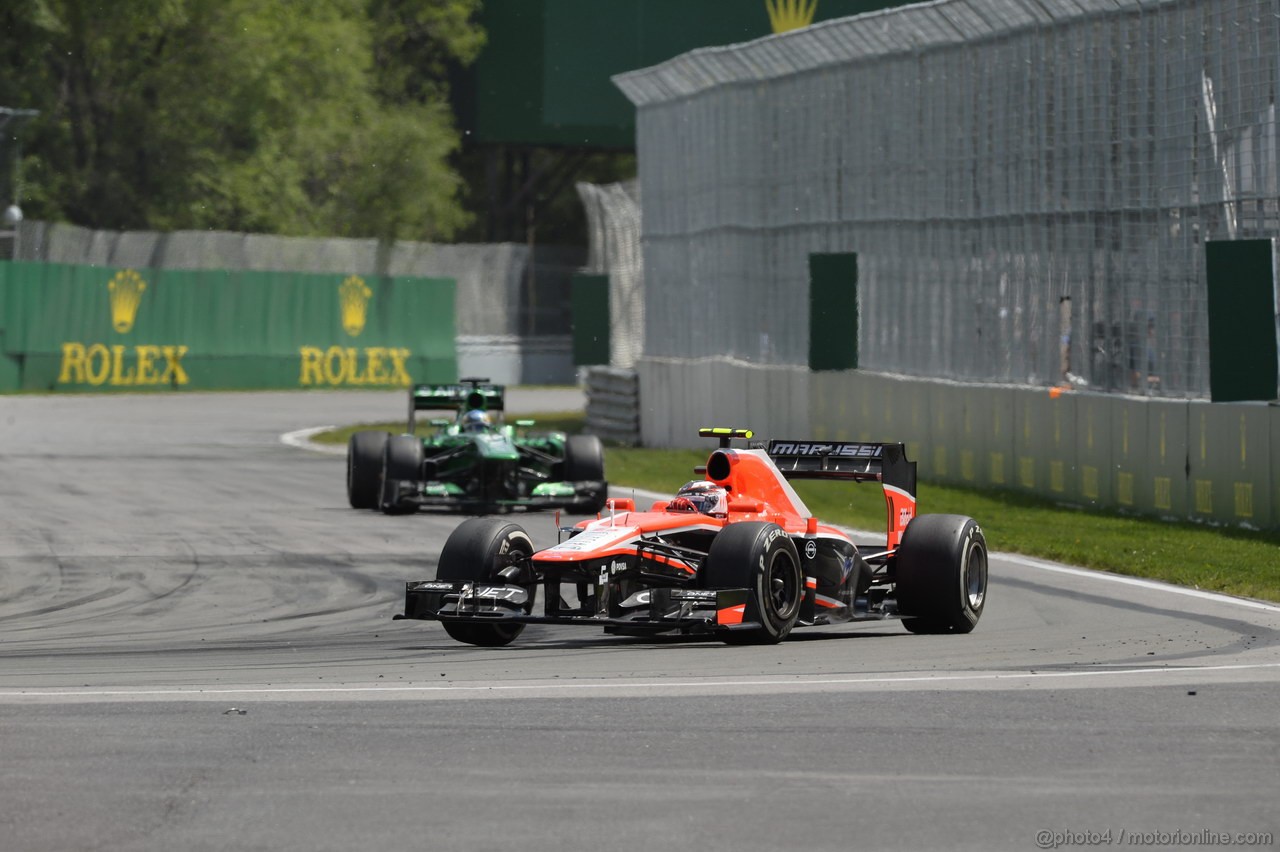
[280,426,343,454]
[996,553,1280,613]
[5,661,1280,700]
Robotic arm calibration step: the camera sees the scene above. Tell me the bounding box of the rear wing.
[408,378,504,431]
[767,439,918,549]
[766,440,915,495]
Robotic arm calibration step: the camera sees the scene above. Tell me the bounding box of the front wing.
[396,580,759,635]
[387,478,608,512]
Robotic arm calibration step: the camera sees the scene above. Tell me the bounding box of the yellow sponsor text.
[298,346,412,387]
[58,343,189,387]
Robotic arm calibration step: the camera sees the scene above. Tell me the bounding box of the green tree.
[368,0,484,105]
[0,0,483,241]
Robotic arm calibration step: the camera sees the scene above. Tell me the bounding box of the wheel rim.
[767,552,801,618]
[965,543,987,610]
[494,536,535,615]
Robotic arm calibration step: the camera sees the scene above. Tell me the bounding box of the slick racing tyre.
[704,522,803,645]
[563,434,607,514]
[895,514,987,634]
[379,434,424,515]
[347,431,388,509]
[436,518,536,647]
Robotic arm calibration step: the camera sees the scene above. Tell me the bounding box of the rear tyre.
[895,514,987,634]
[436,518,536,647]
[347,431,388,509]
[704,522,803,645]
[379,435,424,515]
[563,434,607,514]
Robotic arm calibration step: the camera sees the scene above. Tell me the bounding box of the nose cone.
[534,523,640,562]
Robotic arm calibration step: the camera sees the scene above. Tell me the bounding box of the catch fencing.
[576,181,644,370]
[614,0,1280,399]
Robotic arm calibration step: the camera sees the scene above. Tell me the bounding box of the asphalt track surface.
[1,390,1277,852]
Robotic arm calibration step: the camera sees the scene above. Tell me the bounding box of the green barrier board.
[1205,239,1279,402]
[571,273,610,366]
[808,253,859,372]
[0,261,456,392]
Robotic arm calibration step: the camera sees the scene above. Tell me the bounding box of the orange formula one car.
[396,429,988,646]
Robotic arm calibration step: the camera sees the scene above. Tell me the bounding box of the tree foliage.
[0,0,483,241]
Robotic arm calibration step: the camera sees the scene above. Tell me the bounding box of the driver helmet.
[673,480,729,516]
[460,409,491,433]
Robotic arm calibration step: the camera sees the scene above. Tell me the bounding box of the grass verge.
[314,415,1280,603]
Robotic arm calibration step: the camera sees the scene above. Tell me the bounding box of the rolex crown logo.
[107,269,147,334]
[766,0,817,33]
[339,275,373,337]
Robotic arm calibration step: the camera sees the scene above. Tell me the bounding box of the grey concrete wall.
[638,357,809,450]
[638,357,1280,529]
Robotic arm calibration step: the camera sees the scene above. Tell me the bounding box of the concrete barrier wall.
[638,357,1280,529]
[639,357,811,449]
[456,335,571,386]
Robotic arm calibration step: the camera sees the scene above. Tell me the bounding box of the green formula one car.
[346,378,608,515]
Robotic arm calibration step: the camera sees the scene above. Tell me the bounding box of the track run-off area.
[1,391,1276,852]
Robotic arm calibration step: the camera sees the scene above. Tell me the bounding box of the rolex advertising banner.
[0,261,456,392]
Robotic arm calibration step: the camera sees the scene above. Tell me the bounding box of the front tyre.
[436,518,536,647]
[347,431,388,509]
[895,514,987,634]
[704,522,803,645]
